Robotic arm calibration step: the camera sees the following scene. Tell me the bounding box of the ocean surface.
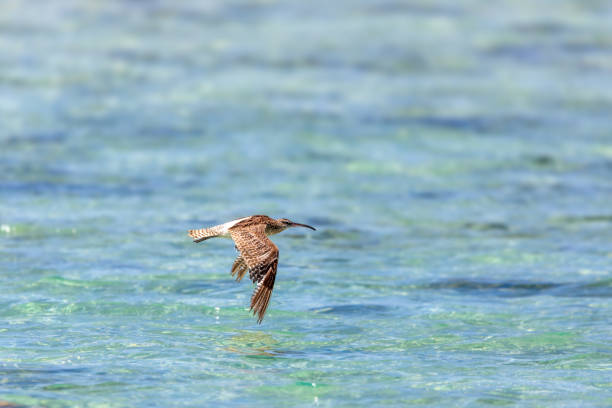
[1,0,611,406]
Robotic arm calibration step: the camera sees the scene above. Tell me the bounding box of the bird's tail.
[188,226,221,243]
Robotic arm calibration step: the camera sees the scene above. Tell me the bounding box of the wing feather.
[230,224,279,323]
[231,255,248,282]
[250,261,277,323]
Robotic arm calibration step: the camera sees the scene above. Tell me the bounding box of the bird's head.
[277,218,316,231]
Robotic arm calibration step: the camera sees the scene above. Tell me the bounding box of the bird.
[188,215,316,323]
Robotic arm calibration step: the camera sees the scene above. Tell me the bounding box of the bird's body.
[188,215,315,323]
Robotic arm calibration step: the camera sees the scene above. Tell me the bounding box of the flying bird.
[188,215,316,323]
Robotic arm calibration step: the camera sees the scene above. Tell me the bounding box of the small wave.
[426,279,612,298]
[311,304,390,316]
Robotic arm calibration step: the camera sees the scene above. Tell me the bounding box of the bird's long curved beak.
[290,222,316,231]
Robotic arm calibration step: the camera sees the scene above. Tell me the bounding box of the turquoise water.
[1,0,612,406]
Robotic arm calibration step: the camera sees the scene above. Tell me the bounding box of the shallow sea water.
[1,0,612,406]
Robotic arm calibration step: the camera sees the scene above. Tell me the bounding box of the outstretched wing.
[230,224,278,323]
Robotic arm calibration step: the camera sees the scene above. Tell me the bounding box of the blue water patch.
[1,0,612,407]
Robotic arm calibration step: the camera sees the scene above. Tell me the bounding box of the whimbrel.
[188,215,316,323]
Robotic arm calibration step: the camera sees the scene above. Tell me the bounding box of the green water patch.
[2,300,225,318]
[27,276,128,292]
[43,383,88,391]
[251,379,336,402]
[426,279,560,297]
[424,309,520,329]
[461,221,510,231]
[0,396,44,408]
[41,381,126,395]
[312,304,391,316]
[551,214,612,224]
[533,352,612,370]
[223,330,282,356]
[423,278,612,298]
[456,331,580,354]
[0,223,91,240]
[362,334,464,353]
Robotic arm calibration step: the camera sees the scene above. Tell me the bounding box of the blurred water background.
[1,0,611,406]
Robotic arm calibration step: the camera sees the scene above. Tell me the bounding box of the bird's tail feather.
[188,227,219,243]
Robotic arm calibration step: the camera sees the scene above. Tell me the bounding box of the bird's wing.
[230,224,278,323]
[231,254,248,282]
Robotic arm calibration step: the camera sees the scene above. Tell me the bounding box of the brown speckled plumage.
[188,215,316,323]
